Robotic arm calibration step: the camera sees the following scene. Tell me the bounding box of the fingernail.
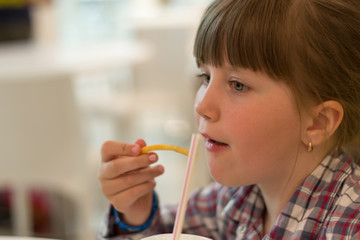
[157,165,164,174]
[131,145,139,154]
[149,154,157,163]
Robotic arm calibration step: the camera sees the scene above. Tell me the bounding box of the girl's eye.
[197,73,210,85]
[230,81,248,92]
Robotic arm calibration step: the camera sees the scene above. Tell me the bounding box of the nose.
[194,83,220,122]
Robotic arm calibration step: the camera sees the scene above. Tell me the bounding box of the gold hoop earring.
[308,142,313,152]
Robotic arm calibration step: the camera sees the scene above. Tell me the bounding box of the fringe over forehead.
[193,0,291,80]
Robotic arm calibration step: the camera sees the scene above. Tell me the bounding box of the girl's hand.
[98,139,164,226]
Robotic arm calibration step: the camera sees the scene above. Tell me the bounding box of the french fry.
[141,144,190,156]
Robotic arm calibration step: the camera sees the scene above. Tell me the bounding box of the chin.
[209,170,239,187]
[209,168,253,188]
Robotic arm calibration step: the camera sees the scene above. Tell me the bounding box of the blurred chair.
[0,73,92,239]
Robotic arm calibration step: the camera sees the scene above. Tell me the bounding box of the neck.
[258,147,327,234]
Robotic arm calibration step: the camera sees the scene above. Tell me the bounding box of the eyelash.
[196,73,210,85]
[229,81,247,92]
[196,73,248,92]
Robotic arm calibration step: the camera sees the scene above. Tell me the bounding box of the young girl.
[98,0,360,239]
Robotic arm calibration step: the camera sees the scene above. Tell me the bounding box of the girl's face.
[194,62,303,187]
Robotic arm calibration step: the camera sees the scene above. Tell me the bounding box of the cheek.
[212,109,300,186]
[228,101,301,161]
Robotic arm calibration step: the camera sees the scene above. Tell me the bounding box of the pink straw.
[172,133,201,240]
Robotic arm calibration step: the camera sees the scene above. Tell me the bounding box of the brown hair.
[193,0,360,162]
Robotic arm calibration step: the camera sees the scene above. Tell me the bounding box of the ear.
[303,100,344,148]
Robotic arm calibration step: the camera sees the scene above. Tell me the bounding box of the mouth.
[208,138,228,145]
[200,133,229,151]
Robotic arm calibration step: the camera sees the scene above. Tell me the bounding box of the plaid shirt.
[99,150,360,240]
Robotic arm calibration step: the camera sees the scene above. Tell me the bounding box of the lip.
[200,132,229,152]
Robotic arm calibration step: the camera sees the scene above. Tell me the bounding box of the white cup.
[141,233,212,240]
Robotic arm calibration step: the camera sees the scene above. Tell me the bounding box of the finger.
[101,165,164,197]
[110,180,156,213]
[99,153,158,180]
[101,141,141,162]
[134,139,147,148]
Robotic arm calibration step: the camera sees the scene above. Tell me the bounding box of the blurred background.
[0,0,212,239]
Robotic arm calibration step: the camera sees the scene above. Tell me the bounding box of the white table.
[0,237,58,240]
[0,40,151,81]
